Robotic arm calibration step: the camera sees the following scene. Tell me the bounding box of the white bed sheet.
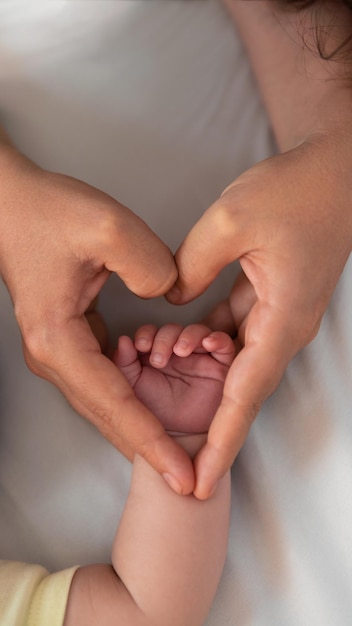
[0,1,351,624]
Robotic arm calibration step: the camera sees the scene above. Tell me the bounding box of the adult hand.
[167,132,352,499]
[0,140,194,494]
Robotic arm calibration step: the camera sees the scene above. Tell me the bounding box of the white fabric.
[0,1,351,624]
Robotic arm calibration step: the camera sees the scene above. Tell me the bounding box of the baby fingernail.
[151,352,163,364]
[175,339,188,351]
[136,337,149,348]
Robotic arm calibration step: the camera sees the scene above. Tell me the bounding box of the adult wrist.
[280,81,352,152]
[223,0,352,152]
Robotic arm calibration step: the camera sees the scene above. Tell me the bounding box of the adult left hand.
[167,132,352,499]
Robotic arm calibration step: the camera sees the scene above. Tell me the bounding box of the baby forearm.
[112,434,231,626]
[64,435,231,626]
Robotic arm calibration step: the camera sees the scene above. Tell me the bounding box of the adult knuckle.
[287,308,322,353]
[93,390,133,431]
[294,317,321,351]
[211,197,238,237]
[92,405,115,434]
[22,345,41,376]
[94,210,118,248]
[223,391,262,428]
[21,322,53,367]
[89,404,121,445]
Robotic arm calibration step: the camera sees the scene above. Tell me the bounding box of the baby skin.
[113,323,236,434]
[65,324,234,626]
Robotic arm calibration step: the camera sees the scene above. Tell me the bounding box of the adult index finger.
[30,317,195,496]
[193,306,294,500]
[166,197,246,305]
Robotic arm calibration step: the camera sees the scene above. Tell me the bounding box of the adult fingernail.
[195,480,218,500]
[162,473,183,494]
[167,286,181,303]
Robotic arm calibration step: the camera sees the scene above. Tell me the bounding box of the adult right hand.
[167,132,352,499]
[0,136,194,495]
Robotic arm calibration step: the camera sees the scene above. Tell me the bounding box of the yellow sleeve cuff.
[27,564,79,626]
[0,560,78,626]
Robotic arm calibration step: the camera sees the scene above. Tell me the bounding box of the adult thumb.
[167,195,245,305]
[100,203,178,298]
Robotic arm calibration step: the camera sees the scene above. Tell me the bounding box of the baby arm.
[64,325,234,626]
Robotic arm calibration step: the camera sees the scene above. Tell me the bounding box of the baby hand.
[113,324,236,434]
